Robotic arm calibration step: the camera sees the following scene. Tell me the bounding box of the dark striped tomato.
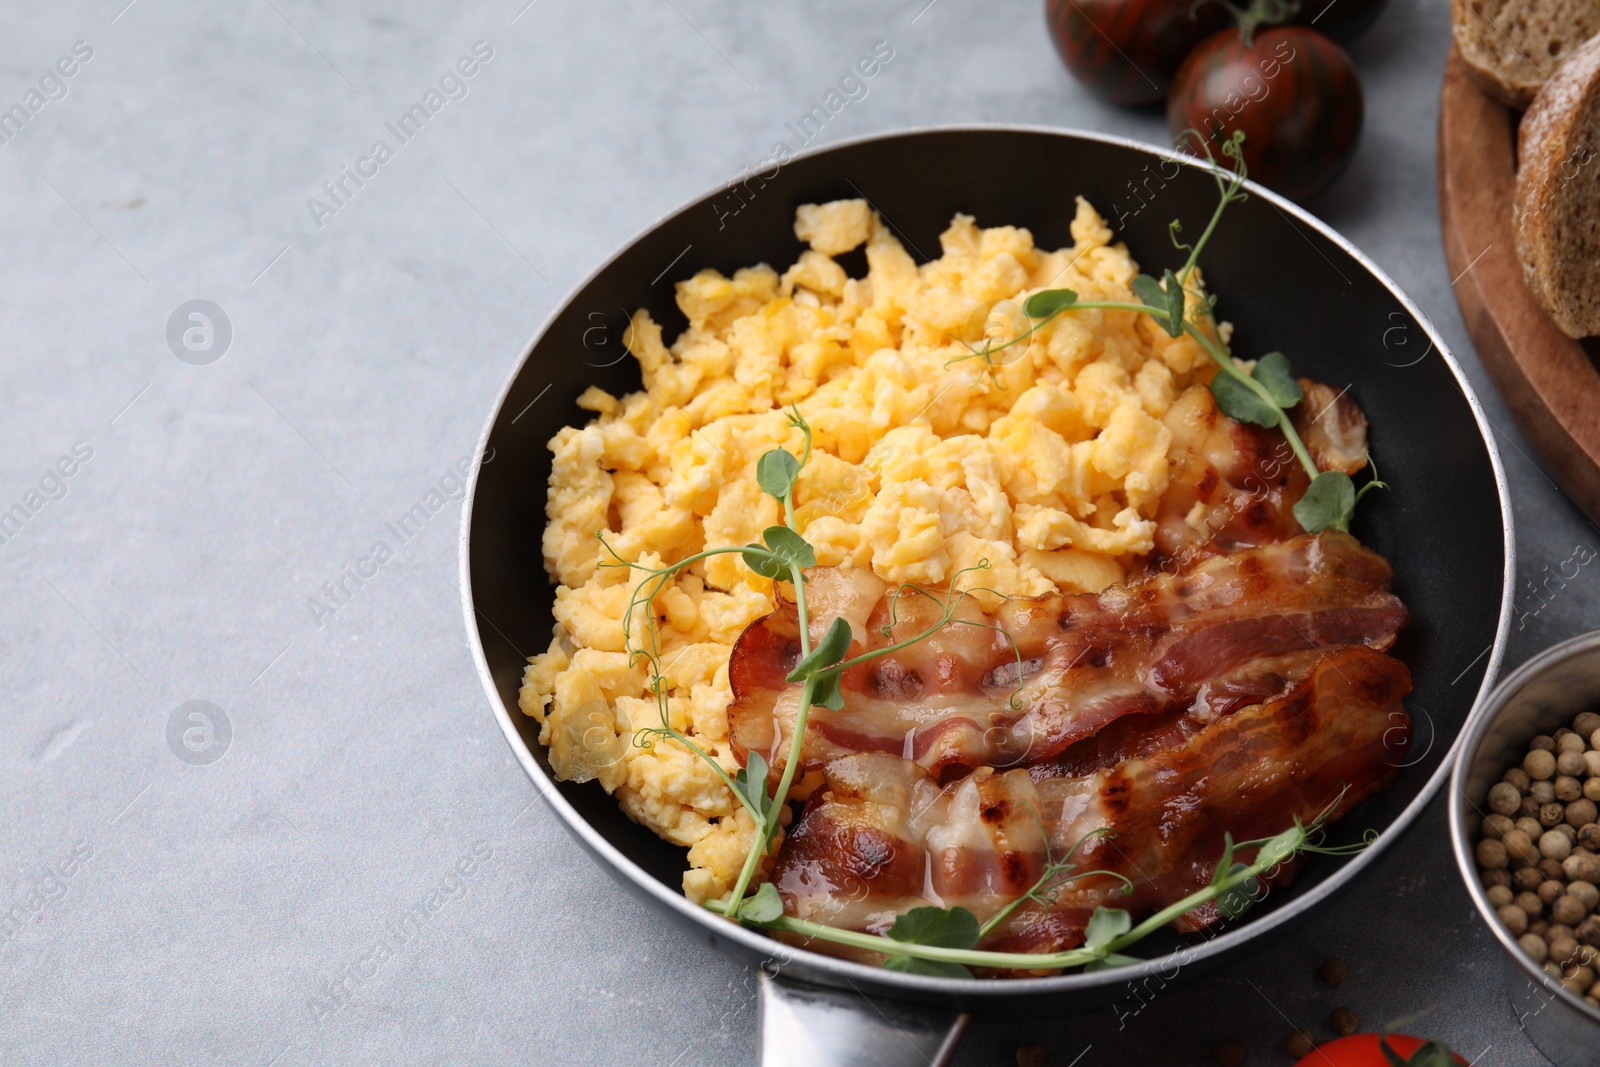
[1046,0,1228,106]
[1168,26,1363,202]
[1293,0,1388,44]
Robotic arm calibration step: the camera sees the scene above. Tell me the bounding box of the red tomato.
[1296,1034,1469,1066]
[1046,0,1228,106]
[1293,0,1388,45]
[1168,25,1363,202]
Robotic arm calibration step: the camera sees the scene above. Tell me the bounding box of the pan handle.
[758,972,969,1066]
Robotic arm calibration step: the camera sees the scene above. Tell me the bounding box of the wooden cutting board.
[1437,47,1600,525]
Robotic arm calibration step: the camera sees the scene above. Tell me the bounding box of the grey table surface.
[1,0,1592,1064]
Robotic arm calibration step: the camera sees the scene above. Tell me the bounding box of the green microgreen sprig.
[712,791,1374,974]
[1011,130,1384,534]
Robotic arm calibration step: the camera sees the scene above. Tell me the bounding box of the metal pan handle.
[758,973,969,1066]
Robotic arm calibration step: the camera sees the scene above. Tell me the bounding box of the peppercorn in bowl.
[1453,630,1600,1065]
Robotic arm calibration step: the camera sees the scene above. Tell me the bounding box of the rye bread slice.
[1515,31,1600,338]
[1453,0,1600,108]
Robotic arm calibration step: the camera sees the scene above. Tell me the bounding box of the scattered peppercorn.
[1285,1028,1316,1059]
[1328,1007,1358,1037]
[1015,1043,1046,1067]
[1316,958,1347,987]
[1213,1037,1246,1066]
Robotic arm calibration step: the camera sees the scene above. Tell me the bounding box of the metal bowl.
[1450,631,1600,1066]
[461,125,1513,1044]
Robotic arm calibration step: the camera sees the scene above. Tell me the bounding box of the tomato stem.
[1191,0,1299,46]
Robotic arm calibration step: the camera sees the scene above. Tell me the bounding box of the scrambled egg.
[521,198,1219,903]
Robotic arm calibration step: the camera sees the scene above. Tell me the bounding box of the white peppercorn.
[1505,767,1534,791]
[1557,777,1584,802]
[1560,750,1589,775]
[1586,777,1600,803]
[1533,735,1557,753]
[1504,829,1540,866]
[1488,884,1514,907]
[1520,934,1550,962]
[1532,779,1558,804]
[1540,880,1567,905]
[1549,934,1579,965]
[1518,816,1545,839]
[1581,824,1600,850]
[1559,733,1588,755]
[1500,904,1530,935]
[1527,749,1559,780]
[1542,802,1568,827]
[1574,712,1600,738]
[1585,751,1600,776]
[1564,853,1600,883]
[1542,830,1575,860]
[1554,894,1588,926]
[1488,782,1523,815]
[1569,881,1599,911]
[1568,800,1598,828]
[1484,813,1515,838]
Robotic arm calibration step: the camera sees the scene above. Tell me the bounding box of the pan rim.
[459,122,1517,998]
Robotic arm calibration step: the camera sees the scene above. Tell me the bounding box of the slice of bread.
[1453,0,1600,108]
[1515,31,1600,338]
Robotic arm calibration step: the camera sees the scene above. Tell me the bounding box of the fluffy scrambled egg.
[521,197,1221,903]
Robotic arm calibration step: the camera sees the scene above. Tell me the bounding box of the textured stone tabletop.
[1,0,1592,1063]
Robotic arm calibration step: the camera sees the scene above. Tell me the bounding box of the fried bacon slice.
[728,532,1407,780]
[1150,383,1370,572]
[769,648,1411,966]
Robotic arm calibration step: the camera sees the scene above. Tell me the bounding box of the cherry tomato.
[1293,0,1388,45]
[1295,1034,1469,1066]
[1168,25,1363,202]
[1046,0,1228,106]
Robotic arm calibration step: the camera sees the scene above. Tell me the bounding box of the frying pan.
[459,126,1514,1065]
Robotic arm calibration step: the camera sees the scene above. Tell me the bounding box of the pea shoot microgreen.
[710,794,1375,974]
[593,131,1385,979]
[1018,129,1385,534]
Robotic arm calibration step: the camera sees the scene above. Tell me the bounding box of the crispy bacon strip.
[1150,382,1370,572]
[770,648,1411,966]
[728,533,1407,779]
